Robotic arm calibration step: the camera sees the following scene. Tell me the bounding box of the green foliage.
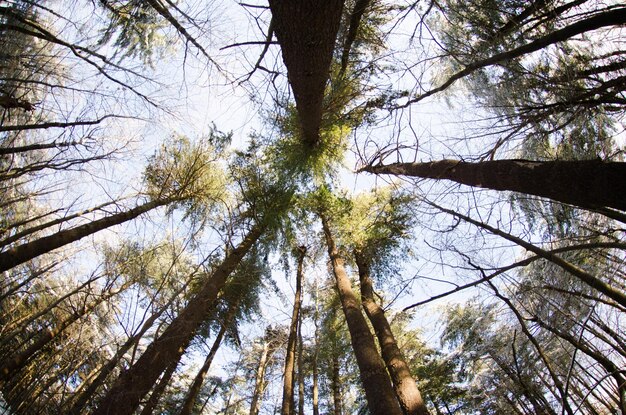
[268,103,350,185]
[101,238,194,307]
[196,245,271,346]
[430,0,624,162]
[228,139,295,235]
[143,131,229,221]
[97,0,169,64]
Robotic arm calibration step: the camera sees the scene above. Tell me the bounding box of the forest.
[0,0,625,414]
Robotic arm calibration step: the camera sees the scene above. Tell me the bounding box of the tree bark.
[331,349,342,415]
[312,284,320,415]
[354,250,430,415]
[0,198,173,273]
[320,213,403,415]
[178,297,241,415]
[250,337,272,415]
[297,317,305,415]
[92,223,264,415]
[362,159,626,211]
[281,246,306,415]
[139,356,181,415]
[268,0,344,147]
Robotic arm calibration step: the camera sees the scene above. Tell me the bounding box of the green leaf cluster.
[143,132,229,221]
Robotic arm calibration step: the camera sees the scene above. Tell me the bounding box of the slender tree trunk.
[0,197,173,273]
[320,213,403,415]
[354,250,430,415]
[178,296,241,415]
[534,317,626,414]
[92,223,264,415]
[250,337,272,415]
[139,356,181,415]
[331,349,342,415]
[0,199,121,249]
[1,272,102,345]
[281,246,306,415]
[339,0,371,75]
[297,316,305,415]
[312,280,320,415]
[267,0,344,147]
[362,159,626,211]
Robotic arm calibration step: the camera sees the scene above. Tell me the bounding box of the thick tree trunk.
[68,281,191,414]
[250,338,272,415]
[139,356,181,415]
[320,213,403,415]
[281,246,306,415]
[268,0,344,147]
[178,297,241,415]
[0,198,172,273]
[362,159,626,211]
[92,224,264,415]
[354,250,430,415]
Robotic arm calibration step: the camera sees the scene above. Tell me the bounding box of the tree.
[0,135,226,273]
[314,188,403,415]
[2,1,625,414]
[249,327,284,415]
[92,221,266,415]
[268,0,345,147]
[360,158,626,212]
[179,246,269,415]
[281,245,306,415]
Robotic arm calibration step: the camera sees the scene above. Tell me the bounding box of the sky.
[8,1,571,411]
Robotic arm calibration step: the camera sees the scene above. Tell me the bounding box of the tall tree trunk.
[320,213,403,415]
[534,317,626,414]
[178,296,241,415]
[267,0,344,147]
[249,335,273,415]
[0,199,121,249]
[312,280,320,415]
[0,197,173,273]
[331,348,342,415]
[139,356,181,415]
[297,316,305,415]
[92,223,264,415]
[339,0,371,75]
[281,246,306,415]
[1,272,102,345]
[361,159,626,211]
[354,250,430,415]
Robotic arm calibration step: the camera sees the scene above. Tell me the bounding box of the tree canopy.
[0,0,624,414]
